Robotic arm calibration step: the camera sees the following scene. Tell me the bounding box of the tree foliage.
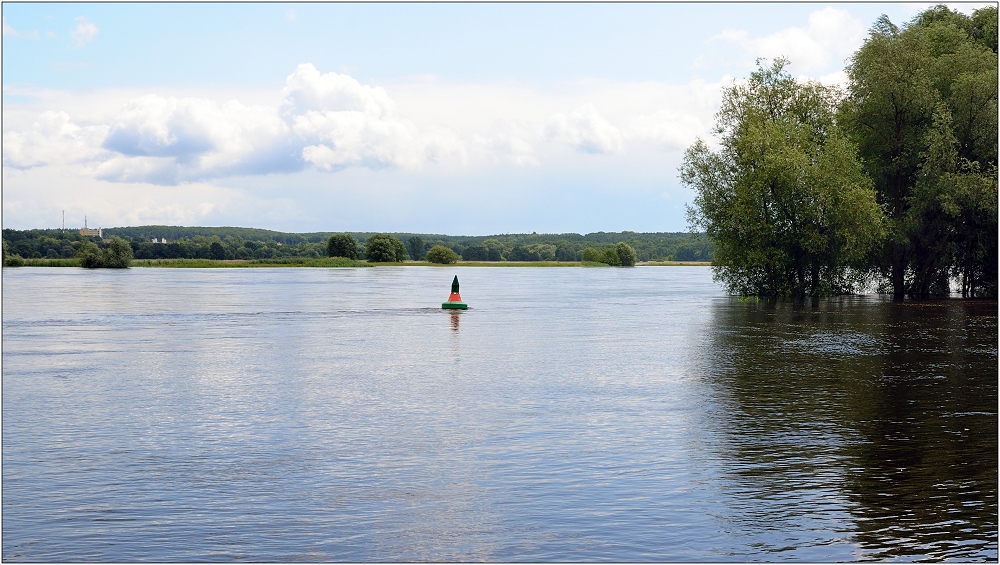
[77,241,106,268]
[682,58,885,296]
[407,236,425,260]
[104,237,134,268]
[616,242,637,267]
[842,5,997,297]
[75,237,133,268]
[364,233,407,262]
[600,248,622,266]
[4,228,714,263]
[425,245,459,264]
[327,233,359,259]
[581,248,603,263]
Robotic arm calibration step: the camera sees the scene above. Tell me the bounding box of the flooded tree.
[842,6,998,297]
[76,237,133,268]
[616,242,637,267]
[681,58,884,296]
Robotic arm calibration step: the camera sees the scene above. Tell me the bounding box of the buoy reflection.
[450,311,461,331]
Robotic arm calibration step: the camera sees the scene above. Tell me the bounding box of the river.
[2,266,996,561]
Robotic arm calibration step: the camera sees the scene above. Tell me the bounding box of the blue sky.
[2,2,989,234]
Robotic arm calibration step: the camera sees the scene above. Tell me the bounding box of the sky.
[2,2,992,235]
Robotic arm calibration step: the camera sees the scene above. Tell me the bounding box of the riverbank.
[5,258,712,268]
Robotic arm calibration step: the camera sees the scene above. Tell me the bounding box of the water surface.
[3,267,996,561]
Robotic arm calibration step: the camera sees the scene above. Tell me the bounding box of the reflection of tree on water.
[702,297,997,560]
[843,301,998,560]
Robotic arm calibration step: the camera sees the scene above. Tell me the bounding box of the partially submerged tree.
[842,5,997,296]
[615,242,637,267]
[682,58,884,296]
[104,237,134,268]
[77,241,105,268]
[76,237,132,269]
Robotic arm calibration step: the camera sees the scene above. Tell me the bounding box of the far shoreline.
[5,258,713,269]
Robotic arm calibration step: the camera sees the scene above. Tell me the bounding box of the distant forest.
[2,226,714,262]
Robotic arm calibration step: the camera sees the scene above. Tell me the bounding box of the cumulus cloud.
[3,111,109,169]
[4,64,474,185]
[545,103,623,154]
[70,16,99,48]
[284,63,466,171]
[97,95,294,182]
[2,64,729,186]
[714,8,866,73]
[626,110,707,151]
[3,18,40,39]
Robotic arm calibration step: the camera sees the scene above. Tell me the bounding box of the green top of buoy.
[452,275,459,294]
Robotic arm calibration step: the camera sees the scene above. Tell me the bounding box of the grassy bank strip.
[12,258,83,267]
[639,261,712,266]
[439,260,580,267]
[4,258,712,268]
[131,257,371,268]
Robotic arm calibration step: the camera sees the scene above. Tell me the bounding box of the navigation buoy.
[442,275,468,309]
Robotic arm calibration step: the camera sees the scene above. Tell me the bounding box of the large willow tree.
[842,6,998,297]
[681,59,884,297]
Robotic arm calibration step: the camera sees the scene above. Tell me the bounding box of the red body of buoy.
[442,276,468,309]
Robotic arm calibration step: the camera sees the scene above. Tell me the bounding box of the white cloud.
[3,111,109,169]
[70,16,99,48]
[91,95,297,183]
[545,103,623,154]
[284,64,465,171]
[714,7,867,73]
[281,63,395,117]
[817,70,849,90]
[3,64,476,184]
[626,110,707,151]
[3,18,40,39]
[2,65,734,189]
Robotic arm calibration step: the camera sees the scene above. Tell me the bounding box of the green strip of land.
[6,258,712,268]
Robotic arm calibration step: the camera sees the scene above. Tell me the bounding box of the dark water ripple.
[3,267,996,561]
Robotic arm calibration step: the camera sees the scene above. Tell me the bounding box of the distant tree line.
[683,5,997,298]
[4,228,713,264]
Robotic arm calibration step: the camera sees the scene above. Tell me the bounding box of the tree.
[682,58,884,296]
[77,241,105,268]
[327,233,359,259]
[425,245,459,264]
[907,104,997,296]
[364,233,407,262]
[75,237,133,268]
[407,236,425,260]
[555,243,578,262]
[461,243,488,261]
[599,248,621,266]
[842,6,998,296]
[616,242,637,267]
[582,248,603,263]
[104,237,133,268]
[209,241,226,260]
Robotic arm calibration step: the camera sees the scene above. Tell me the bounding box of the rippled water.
[3,266,996,561]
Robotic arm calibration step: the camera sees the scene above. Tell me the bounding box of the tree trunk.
[892,248,906,300]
